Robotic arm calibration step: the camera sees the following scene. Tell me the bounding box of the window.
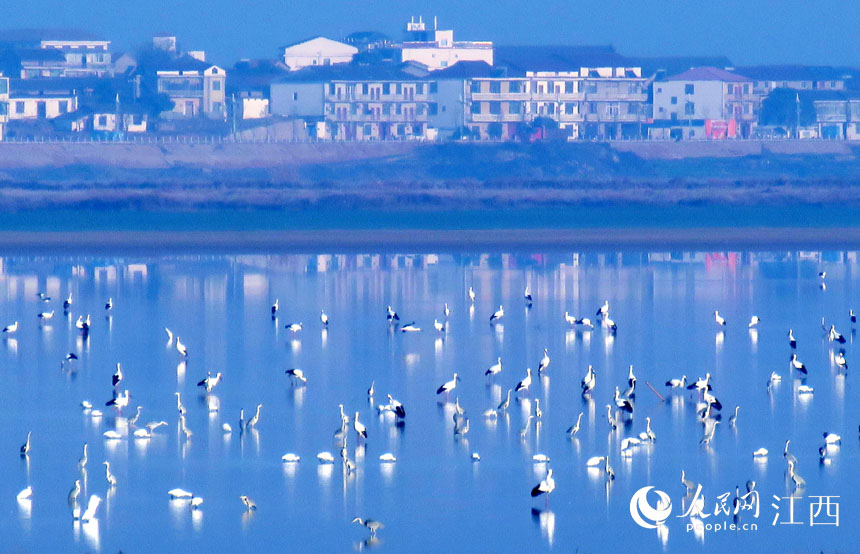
[565,81,575,94]
[416,83,424,95]
[684,102,695,115]
[588,103,597,114]
[58,101,68,114]
[383,83,390,95]
[429,82,437,94]
[323,58,331,65]
[328,83,336,95]
[0,80,7,94]
[509,81,521,93]
[361,84,368,95]
[489,101,500,115]
[428,103,438,115]
[470,81,481,93]
[628,103,640,115]
[537,84,545,94]
[546,103,555,114]
[0,102,6,116]
[509,102,521,114]
[743,84,750,94]
[656,87,662,93]
[490,82,500,94]
[15,101,25,114]
[212,80,221,91]
[564,102,576,114]
[470,102,481,114]
[441,60,448,67]
[396,84,402,94]
[684,84,694,95]
[671,112,678,121]
[293,92,298,101]
[98,115,108,127]
[670,96,677,105]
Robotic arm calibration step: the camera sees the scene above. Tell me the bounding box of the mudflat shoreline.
[0,227,858,252]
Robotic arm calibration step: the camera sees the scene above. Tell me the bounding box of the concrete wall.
[270,82,325,118]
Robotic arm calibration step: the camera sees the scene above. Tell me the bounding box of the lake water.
[0,249,858,553]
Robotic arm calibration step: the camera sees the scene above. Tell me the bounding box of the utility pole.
[795,92,801,139]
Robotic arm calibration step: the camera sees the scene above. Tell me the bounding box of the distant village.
[0,17,858,143]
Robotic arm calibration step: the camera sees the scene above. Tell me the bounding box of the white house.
[400,17,493,71]
[282,37,358,71]
[7,94,78,120]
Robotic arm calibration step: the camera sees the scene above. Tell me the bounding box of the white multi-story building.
[651,67,760,139]
[400,17,493,71]
[281,37,358,71]
[3,30,113,78]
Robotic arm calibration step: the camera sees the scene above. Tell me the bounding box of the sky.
[3,0,859,67]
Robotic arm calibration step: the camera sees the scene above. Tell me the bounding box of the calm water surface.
[0,250,858,553]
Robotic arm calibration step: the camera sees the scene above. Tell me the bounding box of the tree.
[759,88,816,129]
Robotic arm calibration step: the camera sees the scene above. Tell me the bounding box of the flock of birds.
[6,268,858,548]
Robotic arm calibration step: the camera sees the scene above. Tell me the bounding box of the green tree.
[759,88,816,128]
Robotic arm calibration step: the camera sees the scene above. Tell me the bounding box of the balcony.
[327,113,430,123]
[471,92,531,101]
[469,113,528,123]
[325,93,430,102]
[582,113,648,123]
[585,92,648,102]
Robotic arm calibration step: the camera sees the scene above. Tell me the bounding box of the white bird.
[20,432,31,456]
[176,337,188,357]
[788,460,806,489]
[127,406,142,428]
[367,381,375,398]
[471,452,480,461]
[538,349,550,374]
[769,372,783,385]
[534,398,542,419]
[245,404,262,430]
[613,387,633,414]
[687,373,711,392]
[282,453,301,463]
[468,287,475,303]
[386,305,399,321]
[577,317,595,329]
[564,311,577,326]
[605,404,617,430]
[532,453,551,463]
[285,368,307,385]
[530,469,555,504]
[784,440,798,465]
[433,319,445,332]
[271,299,279,317]
[387,394,406,418]
[524,286,533,303]
[77,443,88,470]
[823,432,842,445]
[566,412,584,436]
[112,363,123,388]
[317,451,335,464]
[581,365,595,394]
[38,310,54,320]
[519,415,534,438]
[68,480,81,512]
[105,298,113,311]
[788,329,797,349]
[286,322,303,333]
[797,385,814,394]
[17,486,32,501]
[79,494,101,522]
[728,406,740,427]
[586,456,605,467]
[437,373,460,396]
[239,496,257,511]
[400,322,421,332]
[748,315,760,328]
[665,375,686,389]
[145,420,168,434]
[681,470,696,494]
[353,517,384,537]
[835,350,848,370]
[700,420,720,445]
[515,368,532,394]
[485,357,502,378]
[379,453,397,463]
[496,389,512,412]
[80,400,93,411]
[354,412,367,440]
[714,310,726,326]
[103,430,122,440]
[596,301,610,317]
[443,303,450,318]
[320,309,329,326]
[829,325,847,343]
[819,271,827,280]
[790,354,807,374]
[63,292,73,310]
[603,316,617,332]
[197,371,222,392]
[752,448,769,458]
[621,437,642,451]
[105,390,130,411]
[168,488,193,499]
[191,497,203,509]
[3,321,18,334]
[489,305,504,323]
[103,461,117,487]
[133,428,154,439]
[222,423,232,433]
[164,327,174,344]
[643,416,656,442]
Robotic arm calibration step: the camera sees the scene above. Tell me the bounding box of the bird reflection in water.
[354,536,382,551]
[531,508,555,548]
